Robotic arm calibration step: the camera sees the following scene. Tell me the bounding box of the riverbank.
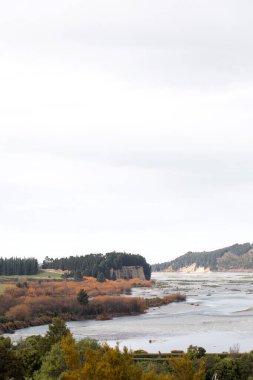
[0,293,185,334]
[0,275,185,334]
[5,272,253,354]
[0,294,186,334]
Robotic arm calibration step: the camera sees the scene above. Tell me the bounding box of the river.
[5,272,253,353]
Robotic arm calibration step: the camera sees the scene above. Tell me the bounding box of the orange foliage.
[87,296,146,315]
[6,304,32,320]
[2,277,151,300]
[0,277,151,322]
[0,292,18,315]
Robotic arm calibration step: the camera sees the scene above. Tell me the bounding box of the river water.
[5,272,253,353]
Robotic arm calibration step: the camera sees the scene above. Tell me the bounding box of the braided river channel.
[6,272,253,353]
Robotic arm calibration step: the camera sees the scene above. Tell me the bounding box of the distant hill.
[152,243,253,272]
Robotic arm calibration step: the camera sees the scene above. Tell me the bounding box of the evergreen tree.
[34,342,66,380]
[96,272,105,282]
[77,289,89,306]
[42,252,151,280]
[74,270,83,281]
[0,257,38,275]
[0,336,23,380]
[45,318,70,349]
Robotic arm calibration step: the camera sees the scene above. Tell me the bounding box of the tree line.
[42,251,151,280]
[0,257,38,276]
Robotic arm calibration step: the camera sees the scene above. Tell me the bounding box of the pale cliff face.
[178,264,211,273]
[110,266,145,280]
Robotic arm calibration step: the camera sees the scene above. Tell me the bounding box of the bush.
[6,304,32,321]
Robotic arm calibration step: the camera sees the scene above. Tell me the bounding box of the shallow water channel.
[5,272,253,353]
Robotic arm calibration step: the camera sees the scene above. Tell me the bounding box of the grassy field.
[0,284,6,294]
[28,270,63,279]
[0,270,63,283]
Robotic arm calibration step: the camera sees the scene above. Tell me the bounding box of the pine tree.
[77,289,89,306]
[45,318,70,348]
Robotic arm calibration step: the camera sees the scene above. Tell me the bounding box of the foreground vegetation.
[1,318,253,380]
[0,276,185,333]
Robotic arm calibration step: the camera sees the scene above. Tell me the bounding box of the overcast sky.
[1,0,253,264]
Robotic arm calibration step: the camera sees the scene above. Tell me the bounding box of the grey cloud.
[3,134,253,192]
[1,1,253,260]
[1,1,253,87]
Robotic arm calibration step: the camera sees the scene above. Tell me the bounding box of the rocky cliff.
[110,266,145,280]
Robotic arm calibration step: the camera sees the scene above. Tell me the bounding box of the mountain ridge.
[152,242,253,272]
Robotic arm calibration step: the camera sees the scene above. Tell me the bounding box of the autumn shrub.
[5,286,27,298]
[0,293,19,315]
[146,294,186,308]
[25,295,81,316]
[6,304,32,321]
[86,296,146,316]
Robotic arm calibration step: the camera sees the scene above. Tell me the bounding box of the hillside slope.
[152,243,253,272]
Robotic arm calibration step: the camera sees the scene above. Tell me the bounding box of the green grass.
[0,284,6,294]
[0,270,63,282]
[28,270,63,279]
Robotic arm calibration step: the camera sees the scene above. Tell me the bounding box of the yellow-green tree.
[61,336,205,380]
[141,371,174,380]
[61,334,80,376]
[168,354,206,380]
[62,337,143,380]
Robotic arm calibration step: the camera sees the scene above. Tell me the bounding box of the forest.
[0,257,38,276]
[42,251,151,280]
[1,317,253,380]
